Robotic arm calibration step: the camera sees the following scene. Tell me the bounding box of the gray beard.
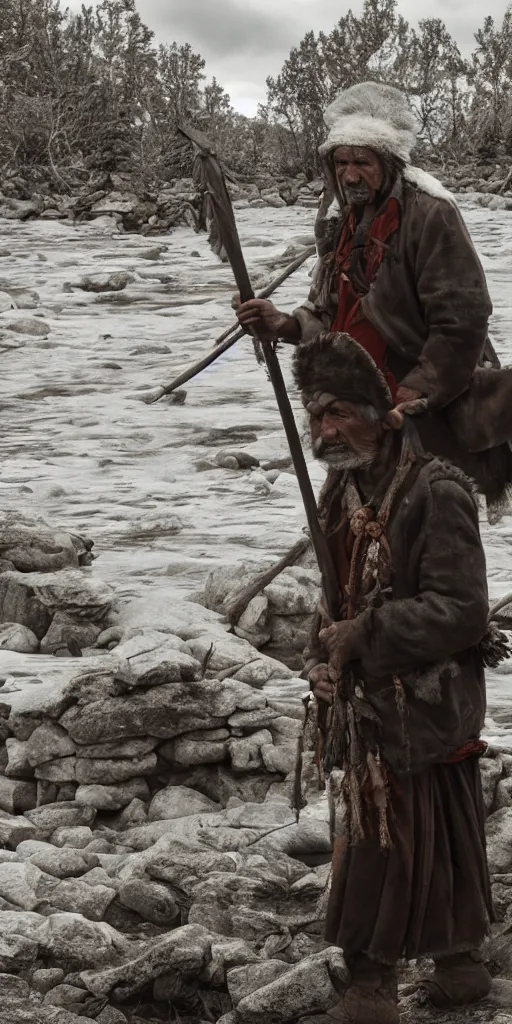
[342,183,372,206]
[313,440,376,470]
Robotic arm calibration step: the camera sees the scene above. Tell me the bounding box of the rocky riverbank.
[1,201,512,1022]
[1,517,512,1023]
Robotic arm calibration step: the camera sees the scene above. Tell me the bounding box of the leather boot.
[326,955,399,1024]
[419,950,492,1008]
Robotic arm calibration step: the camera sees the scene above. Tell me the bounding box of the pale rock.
[17,841,99,878]
[60,678,264,744]
[40,614,101,655]
[0,569,114,639]
[0,811,40,847]
[481,756,504,812]
[0,285,40,309]
[96,1009,128,1024]
[0,623,39,654]
[75,753,157,785]
[80,923,213,998]
[75,737,157,759]
[5,317,50,337]
[0,512,86,573]
[172,736,228,765]
[75,778,150,811]
[46,877,116,920]
[496,777,512,810]
[0,290,16,312]
[0,931,39,972]
[148,785,219,821]
[0,860,47,910]
[35,758,77,783]
[0,198,40,219]
[487,808,512,874]
[178,727,230,743]
[111,798,147,829]
[262,741,297,774]
[4,737,32,777]
[202,935,260,985]
[118,878,179,925]
[116,635,202,687]
[228,730,273,772]
[114,593,228,639]
[488,979,512,1007]
[235,594,270,645]
[76,272,134,293]
[25,801,96,839]
[0,777,37,814]
[265,194,287,208]
[44,983,87,1007]
[80,867,117,889]
[270,716,303,740]
[51,826,94,849]
[227,960,291,1005]
[232,656,293,686]
[228,708,279,730]
[0,909,45,939]
[236,948,349,1022]
[32,968,65,995]
[265,566,320,616]
[269,613,312,651]
[26,723,76,768]
[37,912,132,969]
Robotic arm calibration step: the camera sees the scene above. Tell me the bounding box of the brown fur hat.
[292,331,394,417]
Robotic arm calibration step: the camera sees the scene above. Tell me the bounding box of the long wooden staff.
[178,123,341,623]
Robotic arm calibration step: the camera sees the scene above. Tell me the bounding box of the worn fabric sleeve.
[400,200,492,407]
[349,479,489,678]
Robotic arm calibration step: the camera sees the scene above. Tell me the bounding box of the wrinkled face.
[333,146,384,206]
[307,392,383,470]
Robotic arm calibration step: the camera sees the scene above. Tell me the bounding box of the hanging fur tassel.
[478,622,511,668]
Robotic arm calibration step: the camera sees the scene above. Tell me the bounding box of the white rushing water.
[0,201,511,713]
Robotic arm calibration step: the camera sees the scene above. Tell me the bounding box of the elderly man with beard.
[293,331,496,1024]
[237,82,512,514]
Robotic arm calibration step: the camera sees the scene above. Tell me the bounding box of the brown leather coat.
[310,455,488,774]
[294,180,512,501]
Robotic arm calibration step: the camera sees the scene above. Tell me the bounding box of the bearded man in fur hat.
[237,81,512,514]
[294,331,498,1024]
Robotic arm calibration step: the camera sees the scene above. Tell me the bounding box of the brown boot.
[419,950,492,1008]
[326,956,399,1024]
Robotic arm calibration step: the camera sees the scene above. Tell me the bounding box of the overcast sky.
[66,0,510,115]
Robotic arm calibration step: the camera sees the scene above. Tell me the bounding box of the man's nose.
[343,164,361,184]
[320,417,338,440]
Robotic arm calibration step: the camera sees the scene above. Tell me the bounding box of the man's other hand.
[319,620,358,679]
[234,298,298,342]
[309,663,335,705]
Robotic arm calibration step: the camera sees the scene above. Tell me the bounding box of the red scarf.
[332,198,401,401]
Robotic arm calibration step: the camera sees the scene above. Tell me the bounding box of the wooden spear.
[178,123,341,622]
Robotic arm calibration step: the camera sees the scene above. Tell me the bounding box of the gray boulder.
[80,923,212,999]
[75,779,150,811]
[0,623,39,653]
[0,570,114,639]
[235,948,348,1022]
[148,785,219,821]
[60,679,265,745]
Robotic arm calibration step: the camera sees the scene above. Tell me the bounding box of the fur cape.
[319,81,455,207]
[292,331,394,417]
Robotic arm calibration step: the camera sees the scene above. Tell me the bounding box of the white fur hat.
[319,82,417,163]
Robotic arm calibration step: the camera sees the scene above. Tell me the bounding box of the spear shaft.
[179,123,341,621]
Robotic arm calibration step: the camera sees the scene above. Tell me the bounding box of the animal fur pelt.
[320,82,417,163]
[293,331,394,417]
[318,81,455,206]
